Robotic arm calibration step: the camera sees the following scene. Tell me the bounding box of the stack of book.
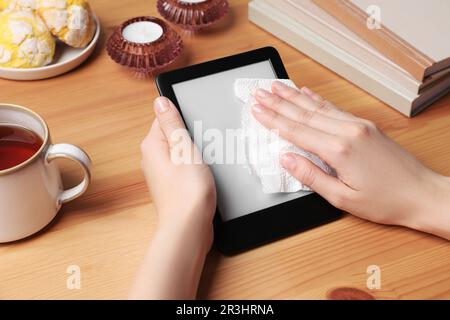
[249,0,450,116]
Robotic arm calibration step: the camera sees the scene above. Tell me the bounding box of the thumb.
[281,153,353,209]
[153,97,202,165]
[154,97,188,148]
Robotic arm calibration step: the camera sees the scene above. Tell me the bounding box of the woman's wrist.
[152,223,211,262]
[156,206,215,257]
[407,172,450,240]
[130,217,212,300]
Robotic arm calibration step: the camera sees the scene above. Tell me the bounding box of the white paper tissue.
[235,78,332,194]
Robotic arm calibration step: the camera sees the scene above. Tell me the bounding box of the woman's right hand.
[252,81,450,240]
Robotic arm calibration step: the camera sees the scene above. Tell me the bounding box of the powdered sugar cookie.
[0,9,55,68]
[37,0,95,48]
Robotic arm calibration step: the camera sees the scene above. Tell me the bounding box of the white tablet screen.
[172,60,311,221]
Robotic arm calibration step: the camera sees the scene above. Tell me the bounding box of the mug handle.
[45,144,92,204]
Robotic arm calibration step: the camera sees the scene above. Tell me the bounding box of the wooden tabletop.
[1,0,449,300]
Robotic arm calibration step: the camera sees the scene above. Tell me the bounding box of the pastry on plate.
[0,0,37,11]
[0,0,9,10]
[0,0,8,10]
[0,9,55,68]
[37,0,95,48]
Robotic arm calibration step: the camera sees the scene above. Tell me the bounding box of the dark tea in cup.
[0,104,92,243]
[0,124,43,171]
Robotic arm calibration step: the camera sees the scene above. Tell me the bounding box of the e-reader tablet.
[156,47,342,255]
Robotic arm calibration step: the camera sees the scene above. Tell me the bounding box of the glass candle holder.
[106,16,183,75]
[157,0,229,31]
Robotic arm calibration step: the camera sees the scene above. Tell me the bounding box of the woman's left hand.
[130,97,216,299]
[140,96,217,250]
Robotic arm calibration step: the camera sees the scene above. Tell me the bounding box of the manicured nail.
[301,87,314,96]
[256,88,270,98]
[252,104,265,113]
[281,153,296,170]
[155,97,169,114]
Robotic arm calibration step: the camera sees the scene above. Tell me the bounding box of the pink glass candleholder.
[157,0,229,32]
[106,16,183,75]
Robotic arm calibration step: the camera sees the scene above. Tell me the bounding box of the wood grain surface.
[0,0,449,299]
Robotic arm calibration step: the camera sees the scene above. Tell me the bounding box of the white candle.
[179,0,209,3]
[122,21,164,44]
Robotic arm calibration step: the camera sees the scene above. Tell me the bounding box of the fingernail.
[281,153,296,170]
[272,81,287,91]
[155,97,169,114]
[301,87,314,96]
[256,88,270,98]
[252,104,265,113]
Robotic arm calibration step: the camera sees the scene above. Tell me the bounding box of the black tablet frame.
[156,46,342,255]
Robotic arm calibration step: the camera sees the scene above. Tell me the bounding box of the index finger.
[252,103,338,163]
[271,81,357,121]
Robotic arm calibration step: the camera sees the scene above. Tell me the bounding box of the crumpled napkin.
[235,78,332,193]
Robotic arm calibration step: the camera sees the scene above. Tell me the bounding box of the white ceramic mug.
[0,104,92,242]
